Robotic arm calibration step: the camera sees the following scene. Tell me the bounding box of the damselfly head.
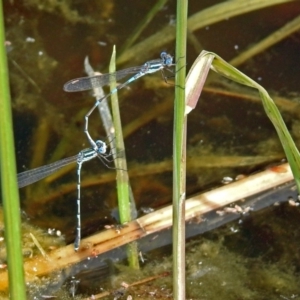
[95,140,107,154]
[160,52,173,66]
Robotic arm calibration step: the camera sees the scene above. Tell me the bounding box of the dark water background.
[3,1,300,298]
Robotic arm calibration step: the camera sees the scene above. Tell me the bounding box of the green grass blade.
[173,0,188,298]
[110,46,130,224]
[109,46,139,269]
[190,50,300,192]
[211,52,300,191]
[0,2,26,298]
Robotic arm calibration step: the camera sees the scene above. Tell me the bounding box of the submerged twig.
[22,153,283,216]
[0,163,293,291]
[117,0,291,64]
[119,0,168,55]
[81,272,169,299]
[229,13,300,66]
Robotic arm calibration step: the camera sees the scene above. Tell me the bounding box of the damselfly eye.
[95,140,107,154]
[160,52,173,66]
[160,51,167,58]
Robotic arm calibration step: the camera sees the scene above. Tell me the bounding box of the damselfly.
[63,52,175,150]
[18,140,107,251]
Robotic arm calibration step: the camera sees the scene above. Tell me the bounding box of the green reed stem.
[173,0,188,299]
[110,46,139,269]
[0,2,26,298]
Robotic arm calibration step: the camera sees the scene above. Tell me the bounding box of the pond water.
[2,0,300,298]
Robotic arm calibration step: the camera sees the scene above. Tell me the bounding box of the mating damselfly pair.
[18,52,175,251]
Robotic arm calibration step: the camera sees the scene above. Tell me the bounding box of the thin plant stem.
[173,0,188,299]
[0,2,26,298]
[110,46,139,269]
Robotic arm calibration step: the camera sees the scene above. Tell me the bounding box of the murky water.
[2,1,300,298]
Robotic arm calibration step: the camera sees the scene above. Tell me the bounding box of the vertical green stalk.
[110,46,139,269]
[0,2,26,298]
[173,0,188,299]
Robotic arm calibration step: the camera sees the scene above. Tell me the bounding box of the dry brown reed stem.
[229,14,300,67]
[23,154,282,216]
[81,272,169,300]
[0,163,293,291]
